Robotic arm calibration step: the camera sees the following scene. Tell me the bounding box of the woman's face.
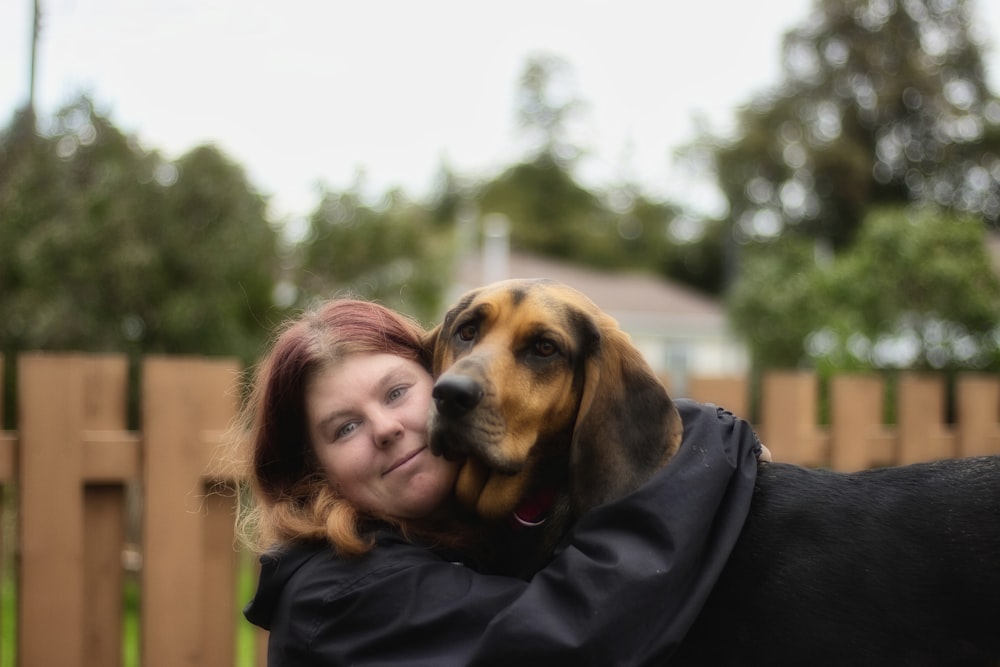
[306,352,458,520]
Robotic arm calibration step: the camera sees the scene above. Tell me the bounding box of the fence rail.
[0,354,998,666]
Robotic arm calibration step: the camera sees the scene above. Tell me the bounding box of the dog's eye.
[457,322,478,342]
[534,339,558,357]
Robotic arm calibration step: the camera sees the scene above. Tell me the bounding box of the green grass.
[236,551,259,666]
[1,558,13,667]
[124,575,140,667]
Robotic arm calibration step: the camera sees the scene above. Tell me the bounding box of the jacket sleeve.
[264,402,760,667]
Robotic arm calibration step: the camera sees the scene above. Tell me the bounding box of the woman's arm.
[248,401,761,666]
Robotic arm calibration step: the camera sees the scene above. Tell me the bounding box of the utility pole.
[28,0,40,117]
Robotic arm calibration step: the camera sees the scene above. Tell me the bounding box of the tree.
[476,155,608,260]
[298,184,451,323]
[729,205,1000,371]
[516,53,586,165]
[705,0,1000,253]
[153,144,282,359]
[0,96,281,362]
[477,54,726,290]
[475,53,602,260]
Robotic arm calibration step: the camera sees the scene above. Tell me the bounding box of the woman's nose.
[371,410,403,448]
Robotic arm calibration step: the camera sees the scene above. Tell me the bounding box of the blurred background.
[3,0,1000,397]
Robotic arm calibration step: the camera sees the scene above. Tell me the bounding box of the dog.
[425,278,683,571]
[426,278,1000,666]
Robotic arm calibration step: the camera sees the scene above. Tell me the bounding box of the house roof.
[454,251,727,334]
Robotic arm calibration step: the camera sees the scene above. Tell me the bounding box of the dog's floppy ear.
[421,324,444,374]
[569,311,683,513]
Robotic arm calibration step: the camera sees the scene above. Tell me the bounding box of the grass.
[236,551,259,666]
[1,558,13,667]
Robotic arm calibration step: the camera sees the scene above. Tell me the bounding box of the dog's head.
[424,278,683,520]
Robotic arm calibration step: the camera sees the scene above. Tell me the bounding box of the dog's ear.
[569,312,683,513]
[421,324,444,375]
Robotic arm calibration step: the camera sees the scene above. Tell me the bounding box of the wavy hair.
[234,298,447,556]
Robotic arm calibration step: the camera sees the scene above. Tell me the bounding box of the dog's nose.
[433,374,483,418]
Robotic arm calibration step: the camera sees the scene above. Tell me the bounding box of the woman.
[239,297,765,665]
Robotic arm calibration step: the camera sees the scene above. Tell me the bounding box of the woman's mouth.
[383,447,426,476]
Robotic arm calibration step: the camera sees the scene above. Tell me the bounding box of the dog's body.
[427,278,1000,665]
[676,458,1000,666]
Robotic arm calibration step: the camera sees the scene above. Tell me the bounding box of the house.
[446,220,748,395]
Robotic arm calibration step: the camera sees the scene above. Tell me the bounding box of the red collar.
[510,487,558,529]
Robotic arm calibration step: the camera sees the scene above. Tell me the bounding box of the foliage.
[0,97,281,362]
[475,54,727,294]
[476,154,605,259]
[726,235,826,369]
[297,185,452,324]
[729,206,1000,371]
[516,53,587,165]
[703,0,1000,253]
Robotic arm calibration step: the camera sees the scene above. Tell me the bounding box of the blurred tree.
[477,154,607,260]
[704,0,1000,253]
[516,53,586,164]
[154,144,282,359]
[298,184,451,323]
[476,53,728,293]
[729,206,1000,371]
[477,53,603,259]
[0,96,281,362]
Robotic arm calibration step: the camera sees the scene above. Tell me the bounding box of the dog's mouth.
[428,407,524,475]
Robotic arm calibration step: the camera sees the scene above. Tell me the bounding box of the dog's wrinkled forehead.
[446,279,550,324]
[441,278,601,351]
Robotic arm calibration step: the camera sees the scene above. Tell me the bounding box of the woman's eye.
[387,386,407,402]
[458,322,477,341]
[336,421,358,439]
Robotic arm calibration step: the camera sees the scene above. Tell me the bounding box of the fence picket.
[685,375,748,418]
[898,373,955,464]
[829,375,886,471]
[141,356,241,667]
[20,355,81,665]
[760,371,828,466]
[956,375,1000,457]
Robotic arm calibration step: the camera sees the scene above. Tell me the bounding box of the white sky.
[3,0,1000,222]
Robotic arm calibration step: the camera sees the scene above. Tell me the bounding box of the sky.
[3,0,1000,223]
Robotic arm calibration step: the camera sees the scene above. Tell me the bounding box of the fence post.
[686,375,749,419]
[829,375,887,471]
[19,354,85,667]
[760,370,826,466]
[141,356,241,667]
[897,373,954,464]
[955,374,1000,457]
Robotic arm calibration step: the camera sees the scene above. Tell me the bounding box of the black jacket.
[244,400,763,666]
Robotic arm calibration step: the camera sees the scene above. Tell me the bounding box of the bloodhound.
[426,278,1000,666]
[426,277,681,523]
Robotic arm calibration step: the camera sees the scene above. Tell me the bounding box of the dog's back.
[673,456,1000,666]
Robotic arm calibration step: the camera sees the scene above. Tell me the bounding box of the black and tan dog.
[426,278,1000,666]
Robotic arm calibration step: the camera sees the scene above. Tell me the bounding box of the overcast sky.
[3,0,1000,221]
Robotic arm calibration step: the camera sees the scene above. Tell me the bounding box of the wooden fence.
[0,354,998,667]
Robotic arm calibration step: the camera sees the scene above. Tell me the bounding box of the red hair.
[236,298,435,555]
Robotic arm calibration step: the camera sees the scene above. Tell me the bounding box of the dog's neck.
[509,485,559,528]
